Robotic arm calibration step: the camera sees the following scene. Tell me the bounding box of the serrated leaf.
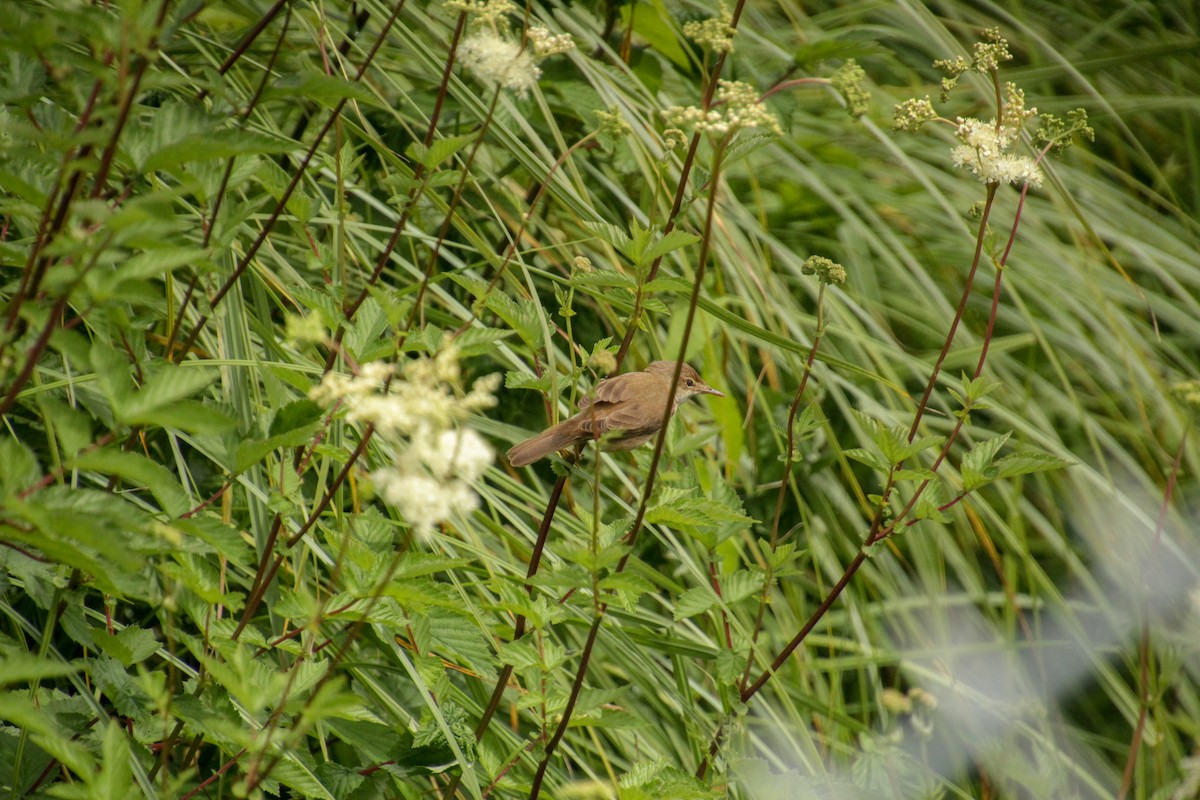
[961,433,1011,491]
[994,451,1073,480]
[600,572,654,596]
[719,571,766,604]
[142,130,291,171]
[69,449,192,518]
[94,626,159,667]
[504,370,552,392]
[269,399,324,437]
[118,365,216,422]
[674,585,719,620]
[0,653,81,686]
[234,422,321,474]
[406,133,474,169]
[453,326,514,356]
[576,269,638,291]
[641,276,692,294]
[93,246,205,296]
[127,400,238,434]
[579,221,630,249]
[844,447,887,472]
[893,467,936,482]
[640,230,700,264]
[913,480,952,523]
[0,438,39,498]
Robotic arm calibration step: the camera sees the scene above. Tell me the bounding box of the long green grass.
[1,1,1197,798]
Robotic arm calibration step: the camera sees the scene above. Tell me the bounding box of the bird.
[506,361,723,466]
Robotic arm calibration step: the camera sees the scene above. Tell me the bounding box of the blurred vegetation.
[1,1,1198,798]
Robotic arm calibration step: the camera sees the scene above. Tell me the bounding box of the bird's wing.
[579,372,648,410]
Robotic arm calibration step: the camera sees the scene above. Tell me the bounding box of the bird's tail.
[506,423,581,467]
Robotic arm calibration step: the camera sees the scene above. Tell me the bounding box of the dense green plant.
[1,1,1197,799]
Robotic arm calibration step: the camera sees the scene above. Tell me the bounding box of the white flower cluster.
[371,426,493,542]
[310,351,500,542]
[662,80,781,137]
[682,3,734,53]
[447,0,575,98]
[950,115,1042,188]
[458,30,541,97]
[527,26,575,57]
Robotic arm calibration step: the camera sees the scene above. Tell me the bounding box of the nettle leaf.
[483,290,543,348]
[641,275,692,295]
[720,571,766,605]
[893,467,936,482]
[69,449,192,518]
[426,609,496,679]
[913,479,952,523]
[674,585,719,621]
[269,399,323,438]
[235,420,321,473]
[269,72,378,107]
[579,220,630,250]
[994,450,1074,480]
[961,433,1011,492]
[0,438,39,497]
[344,296,390,363]
[505,369,552,392]
[454,325,514,357]
[640,229,699,265]
[0,653,81,686]
[89,246,206,298]
[117,364,215,423]
[93,626,159,667]
[853,410,939,465]
[406,134,474,169]
[575,269,638,291]
[91,656,154,720]
[948,372,1003,409]
[844,448,887,473]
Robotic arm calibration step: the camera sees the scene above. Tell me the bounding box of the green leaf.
[269,398,324,437]
[94,626,160,667]
[994,450,1074,480]
[0,438,39,498]
[406,134,474,169]
[674,585,719,621]
[913,480,952,523]
[0,653,81,686]
[118,364,216,423]
[640,230,700,265]
[69,449,192,518]
[235,421,321,474]
[961,433,1011,492]
[844,447,887,472]
[454,326,515,357]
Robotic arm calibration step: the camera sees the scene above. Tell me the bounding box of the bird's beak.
[702,385,724,398]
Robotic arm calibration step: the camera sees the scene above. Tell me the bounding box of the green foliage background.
[1,1,1198,798]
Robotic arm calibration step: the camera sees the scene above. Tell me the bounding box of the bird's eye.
[685,378,695,387]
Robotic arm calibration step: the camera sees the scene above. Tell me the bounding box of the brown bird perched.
[506,361,723,466]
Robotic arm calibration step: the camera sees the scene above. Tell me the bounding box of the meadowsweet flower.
[310,350,499,543]
[950,115,1042,187]
[682,3,734,53]
[895,33,1046,189]
[831,59,870,117]
[663,80,781,138]
[802,255,847,286]
[893,96,936,131]
[459,30,541,97]
[595,107,631,138]
[445,0,516,28]
[527,26,575,57]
